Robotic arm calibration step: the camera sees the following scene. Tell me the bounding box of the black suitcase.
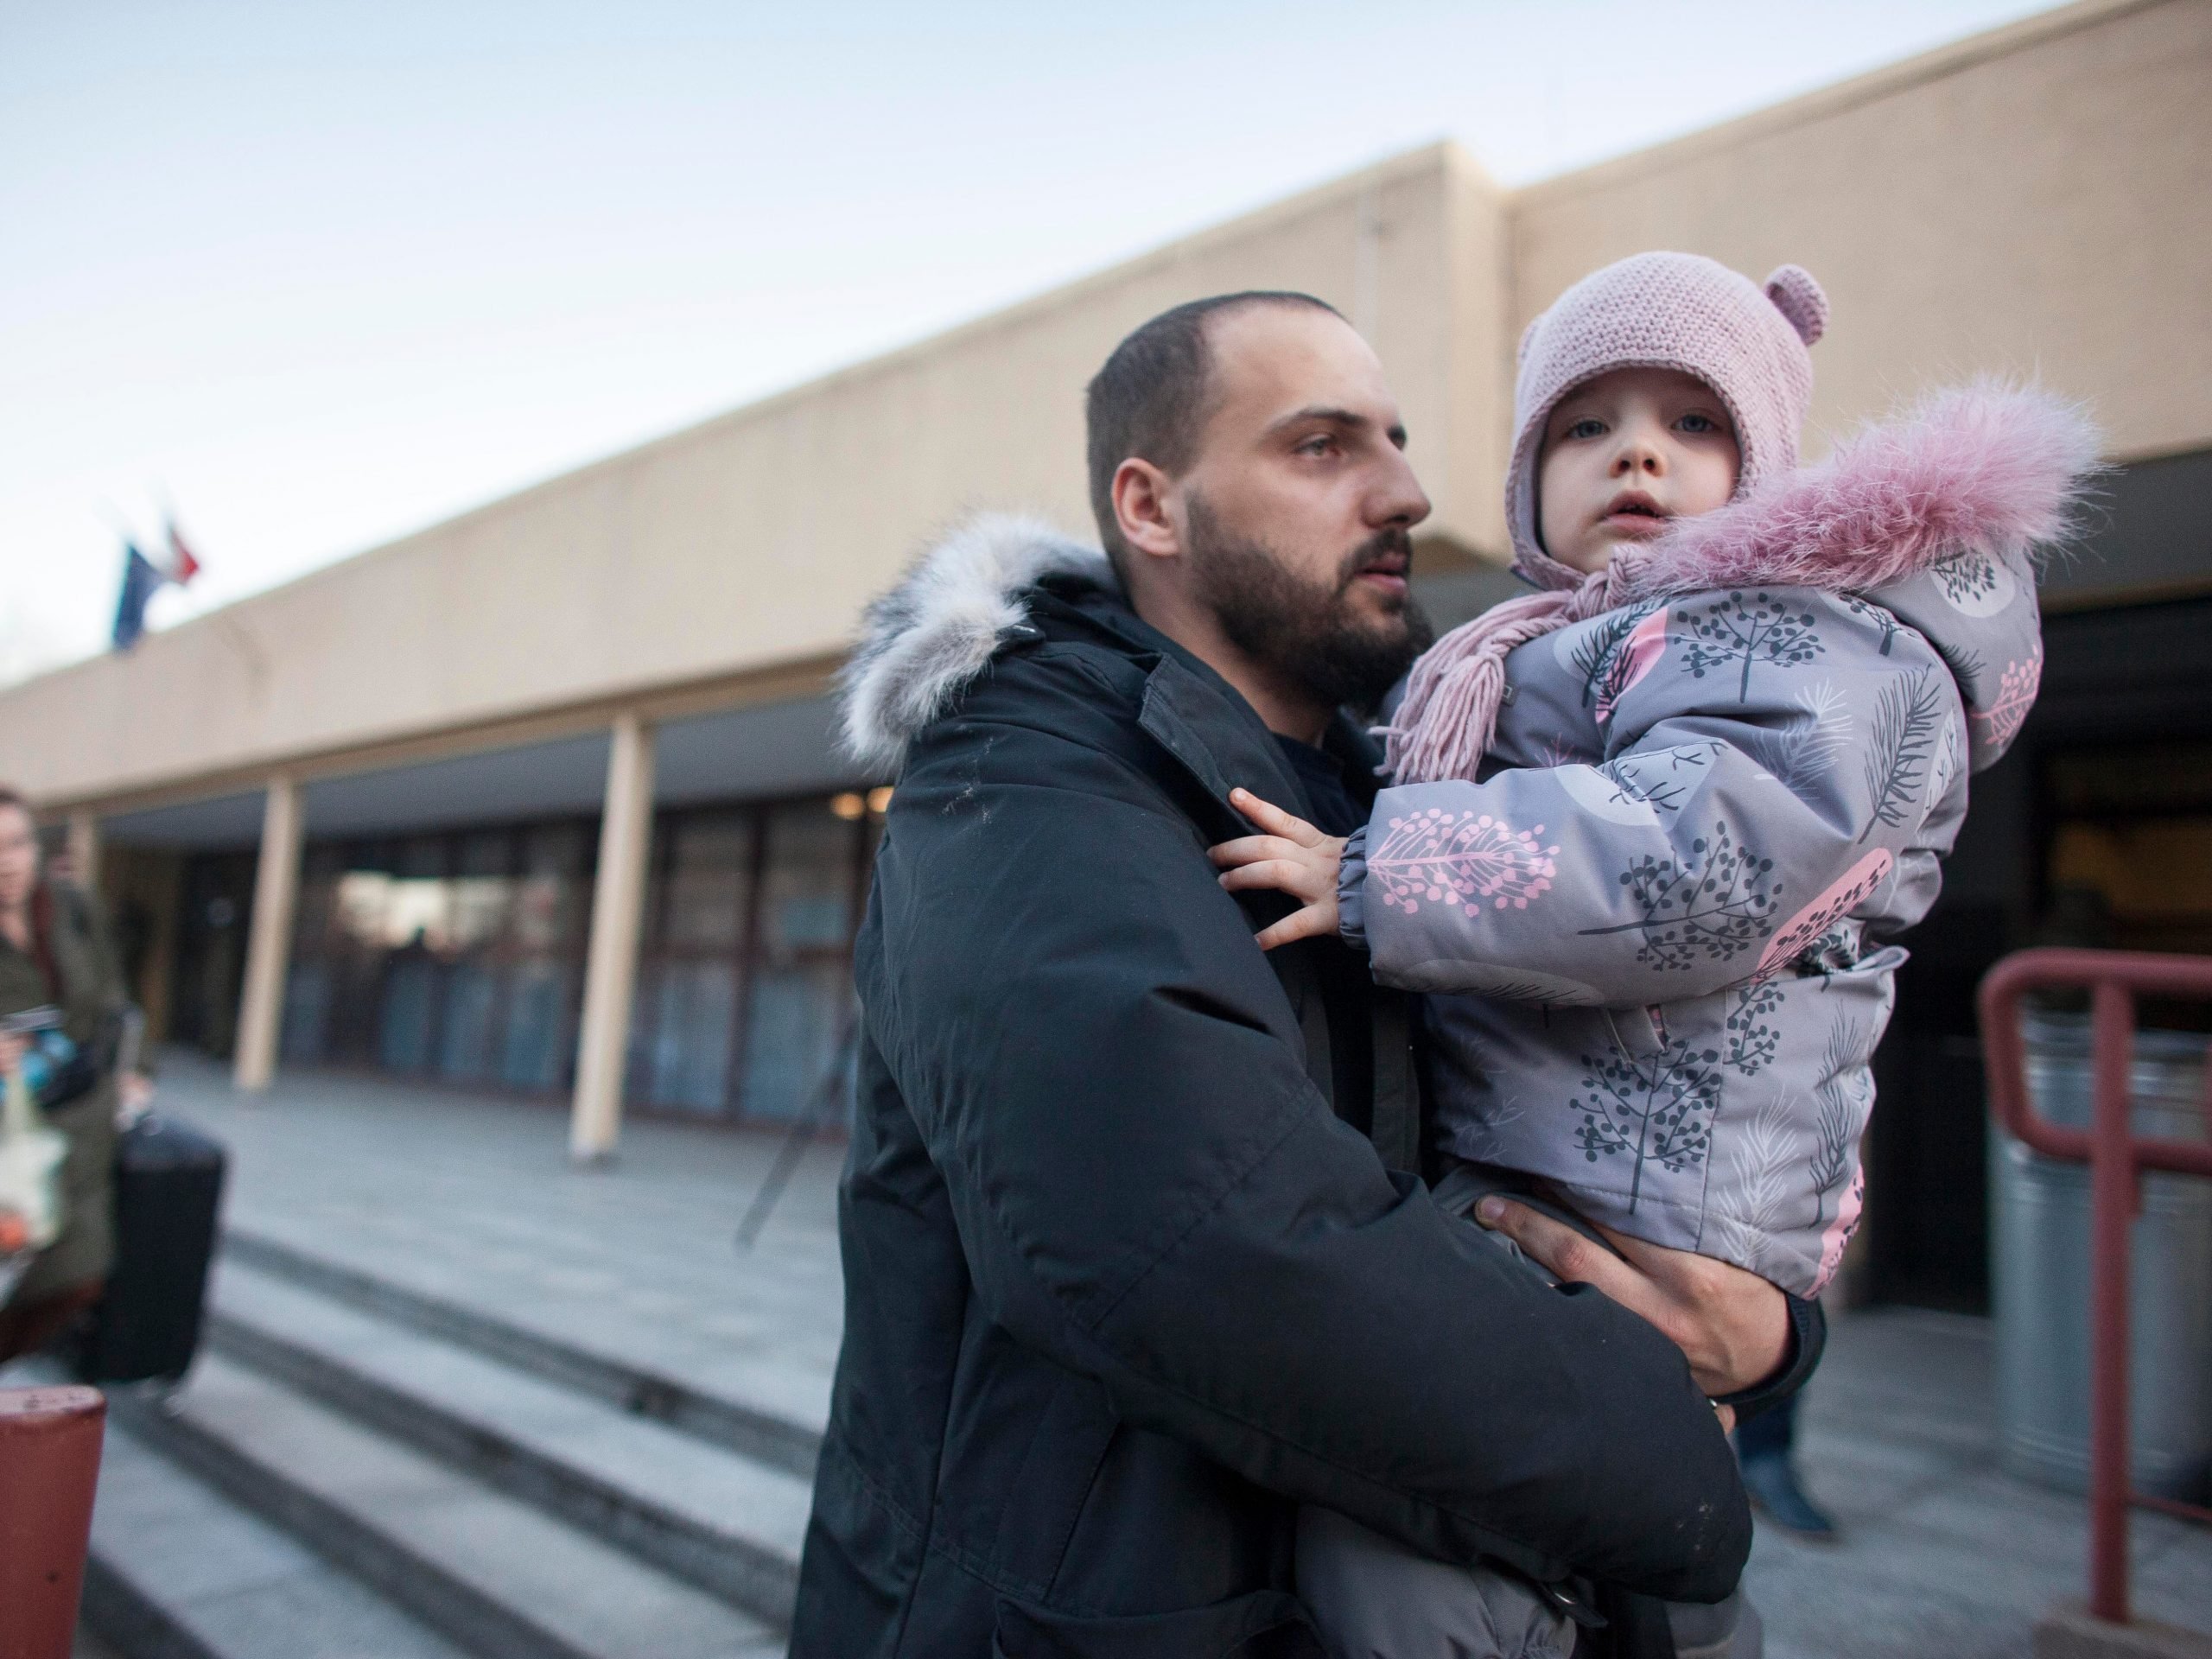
[75,1112,227,1383]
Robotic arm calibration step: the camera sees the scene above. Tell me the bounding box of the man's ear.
[1110,458,1183,564]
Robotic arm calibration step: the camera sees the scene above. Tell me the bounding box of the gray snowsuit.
[1340,391,2082,1299]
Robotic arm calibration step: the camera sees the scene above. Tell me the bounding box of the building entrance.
[1867,592,2212,1311]
[173,788,884,1125]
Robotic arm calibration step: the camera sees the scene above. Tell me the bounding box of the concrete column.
[136,854,182,1045]
[233,774,303,1093]
[64,810,100,894]
[570,714,655,1162]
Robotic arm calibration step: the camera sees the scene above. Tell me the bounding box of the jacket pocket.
[992,1590,1325,1659]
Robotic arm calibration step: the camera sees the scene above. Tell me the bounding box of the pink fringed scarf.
[1378,567,1627,785]
[1376,382,2101,785]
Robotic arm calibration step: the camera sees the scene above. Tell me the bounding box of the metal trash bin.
[1991,1010,2212,1500]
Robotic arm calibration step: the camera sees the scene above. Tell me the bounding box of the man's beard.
[1185,494,1434,716]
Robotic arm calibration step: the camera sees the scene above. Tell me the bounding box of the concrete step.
[221,1230,821,1480]
[79,1408,471,1659]
[205,1256,810,1628]
[111,1354,786,1659]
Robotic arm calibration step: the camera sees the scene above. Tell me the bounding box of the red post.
[2087,980,2135,1624]
[0,1384,105,1659]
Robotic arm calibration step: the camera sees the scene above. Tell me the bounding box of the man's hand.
[1475,1196,1788,1398]
[1210,789,1348,950]
[0,1032,22,1076]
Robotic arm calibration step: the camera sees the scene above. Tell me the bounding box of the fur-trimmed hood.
[840,513,1115,772]
[1624,378,2100,597]
[840,385,2099,779]
[1382,381,2098,785]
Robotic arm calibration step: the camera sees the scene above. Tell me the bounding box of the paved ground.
[149,1052,2212,1656]
[1756,1309,2210,1654]
[169,1052,848,1434]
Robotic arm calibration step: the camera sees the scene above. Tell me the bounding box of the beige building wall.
[1507,0,2212,463]
[3,145,1506,813]
[7,0,2207,817]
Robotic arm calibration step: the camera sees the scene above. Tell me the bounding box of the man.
[795,293,1818,1657]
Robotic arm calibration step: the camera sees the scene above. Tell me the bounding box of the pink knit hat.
[1507,251,1829,588]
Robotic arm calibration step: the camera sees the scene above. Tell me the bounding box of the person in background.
[1736,1392,1839,1540]
[0,786,130,1363]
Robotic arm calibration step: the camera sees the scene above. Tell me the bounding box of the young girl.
[1212,251,2097,1658]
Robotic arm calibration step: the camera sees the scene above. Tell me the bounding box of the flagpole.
[152,482,196,579]
[91,498,253,677]
[93,498,140,543]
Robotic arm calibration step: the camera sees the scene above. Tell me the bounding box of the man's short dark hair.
[1084,291,1343,580]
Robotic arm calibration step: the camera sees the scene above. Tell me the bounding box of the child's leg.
[1295,1503,1576,1659]
[1290,1162,1593,1658]
[1669,1591,1758,1659]
[1427,1160,1762,1658]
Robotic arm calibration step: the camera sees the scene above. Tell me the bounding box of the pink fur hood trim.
[1623,378,2101,596]
[1380,382,2101,785]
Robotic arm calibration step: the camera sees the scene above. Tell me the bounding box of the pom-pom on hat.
[1507,251,1828,589]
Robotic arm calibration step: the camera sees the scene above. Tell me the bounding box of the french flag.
[166,520,201,585]
[109,519,204,652]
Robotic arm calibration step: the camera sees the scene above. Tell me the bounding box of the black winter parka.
[792,526,1756,1659]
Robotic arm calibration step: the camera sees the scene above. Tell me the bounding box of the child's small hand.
[1210,788,1347,950]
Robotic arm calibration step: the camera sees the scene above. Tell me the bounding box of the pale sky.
[0,0,2062,685]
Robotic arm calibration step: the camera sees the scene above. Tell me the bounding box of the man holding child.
[792,291,1818,1658]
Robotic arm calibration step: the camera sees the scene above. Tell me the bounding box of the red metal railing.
[1980,947,2212,1628]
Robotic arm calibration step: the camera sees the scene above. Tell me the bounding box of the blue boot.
[1740,1451,1839,1540]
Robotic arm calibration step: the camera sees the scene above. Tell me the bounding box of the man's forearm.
[925,1078,1753,1601]
[880,710,1753,1599]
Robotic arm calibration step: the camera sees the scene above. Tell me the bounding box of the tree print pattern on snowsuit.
[1596,742,1724,817]
[1710,1097,1796,1281]
[1341,557,2041,1295]
[1565,601,1666,714]
[1577,820,1781,973]
[1929,550,2016,616]
[1859,669,1950,842]
[1335,391,2078,1293]
[1677,591,1825,701]
[1572,1033,1723,1215]
[1877,545,2043,771]
[1971,645,2043,752]
[1748,681,1852,796]
[1808,1017,1869,1228]
[1751,848,1895,983]
[1721,981,1785,1077]
[1367,809,1559,918]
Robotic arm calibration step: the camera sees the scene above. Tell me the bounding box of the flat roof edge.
[1514,0,2160,204]
[3,141,1484,703]
[35,652,845,822]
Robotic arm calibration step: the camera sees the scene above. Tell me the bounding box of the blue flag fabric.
[111,543,166,651]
